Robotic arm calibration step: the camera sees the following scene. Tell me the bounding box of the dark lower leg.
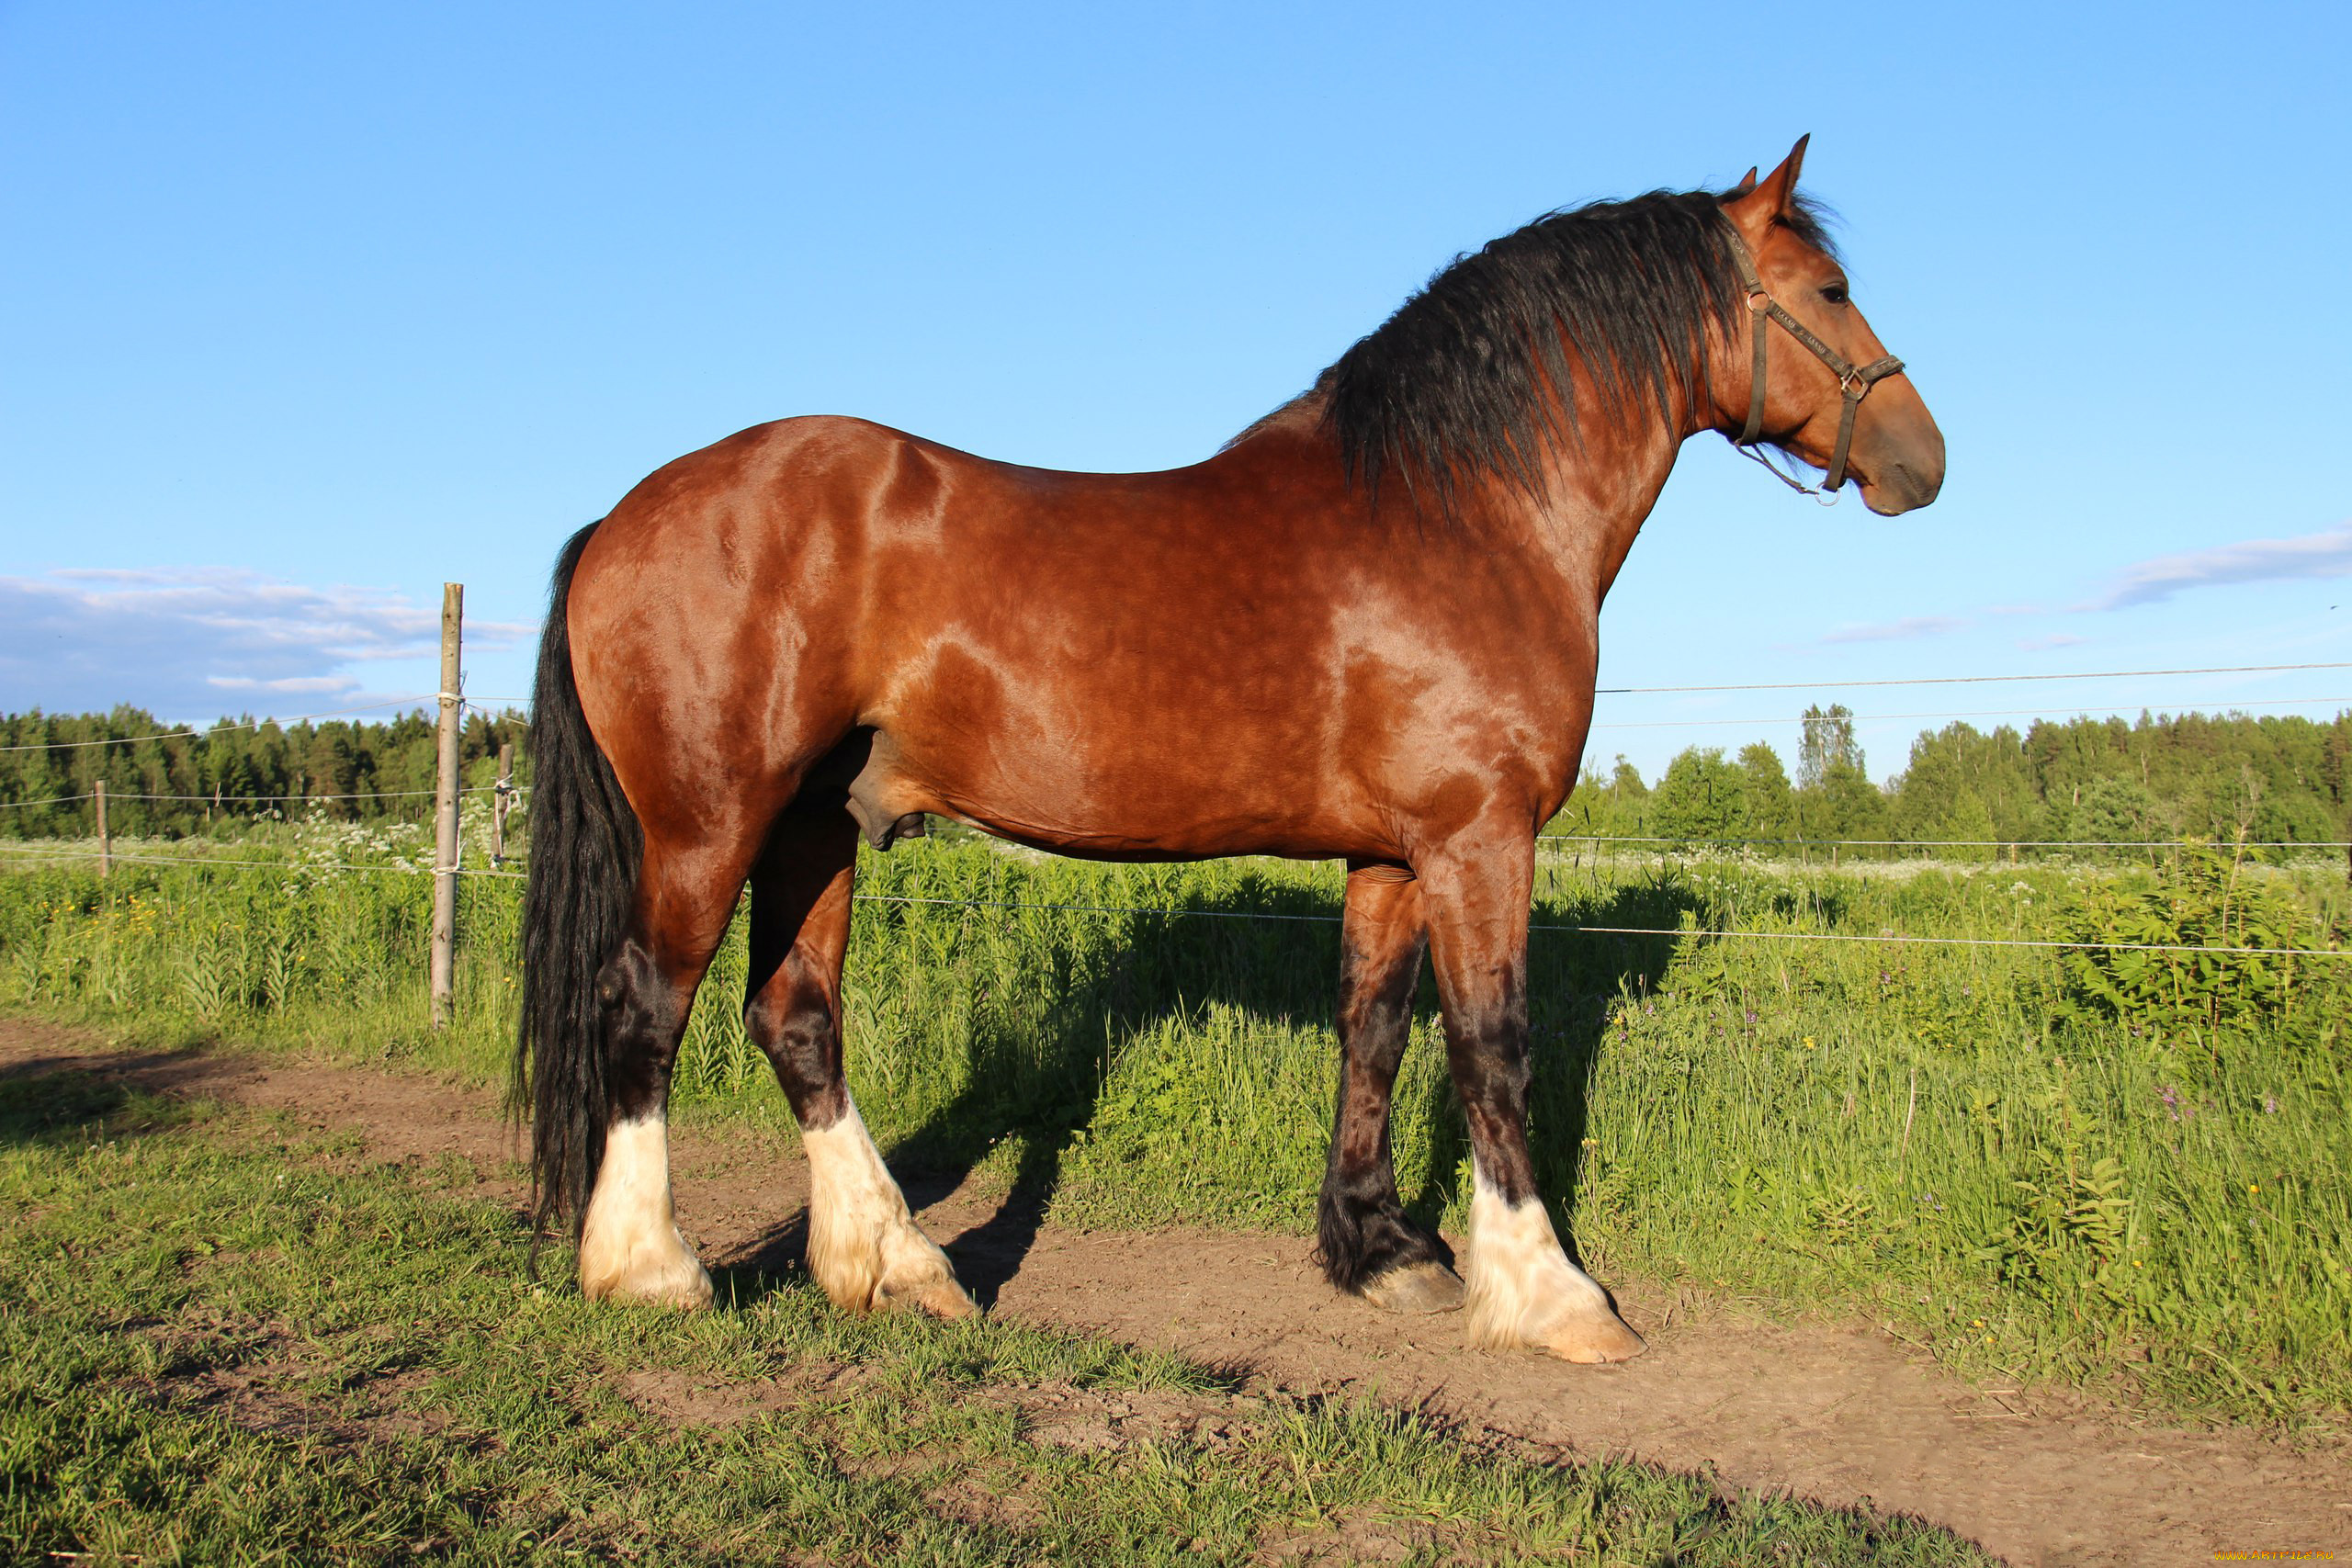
[742,811,858,1133]
[1317,863,1454,1299]
[597,934,696,1123]
[741,809,972,1318]
[579,840,749,1305]
[1421,841,1642,1360]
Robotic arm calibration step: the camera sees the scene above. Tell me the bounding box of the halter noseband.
[1723,220,1906,497]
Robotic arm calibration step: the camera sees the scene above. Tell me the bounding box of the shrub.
[2053,842,2347,1053]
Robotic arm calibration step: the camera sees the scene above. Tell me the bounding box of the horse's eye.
[1821,282,1850,307]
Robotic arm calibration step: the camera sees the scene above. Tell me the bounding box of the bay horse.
[516,138,1943,1362]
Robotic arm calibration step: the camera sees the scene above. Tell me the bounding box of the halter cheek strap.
[1724,221,1906,495]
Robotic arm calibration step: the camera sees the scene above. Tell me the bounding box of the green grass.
[2,829,2348,1430]
[0,1061,1992,1565]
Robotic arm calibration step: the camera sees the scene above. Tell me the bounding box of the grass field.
[0,1054,1996,1564]
[2,818,2347,1433]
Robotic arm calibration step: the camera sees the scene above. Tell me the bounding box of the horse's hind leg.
[1419,827,1644,1363]
[743,808,974,1319]
[578,834,753,1308]
[1316,863,1464,1314]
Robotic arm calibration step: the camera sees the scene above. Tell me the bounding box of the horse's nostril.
[1890,461,1940,506]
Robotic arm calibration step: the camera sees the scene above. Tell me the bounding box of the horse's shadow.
[714,853,1699,1309]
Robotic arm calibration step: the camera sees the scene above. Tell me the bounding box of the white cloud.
[1819,615,1967,645]
[2092,521,2352,610]
[0,568,536,719]
[206,674,364,694]
[2018,633,2087,651]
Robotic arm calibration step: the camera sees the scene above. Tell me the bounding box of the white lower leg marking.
[578,1112,712,1307]
[1463,1164,1637,1359]
[802,1095,974,1317]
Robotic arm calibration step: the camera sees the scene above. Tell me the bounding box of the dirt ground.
[6,1018,2346,1567]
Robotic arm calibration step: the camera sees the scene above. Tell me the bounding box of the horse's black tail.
[514,520,642,1246]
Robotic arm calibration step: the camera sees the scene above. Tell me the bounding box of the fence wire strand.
[0,784,522,810]
[5,842,2341,961]
[1593,660,2352,695]
[1538,832,2352,850]
[1592,694,2350,731]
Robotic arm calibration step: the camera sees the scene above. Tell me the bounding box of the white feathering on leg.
[801,1094,975,1318]
[578,1111,713,1307]
[1463,1163,1636,1359]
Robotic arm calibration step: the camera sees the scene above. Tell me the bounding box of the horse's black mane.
[1311,186,1838,522]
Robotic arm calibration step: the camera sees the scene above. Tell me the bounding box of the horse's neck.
[1513,417,1686,615]
[1513,321,1737,610]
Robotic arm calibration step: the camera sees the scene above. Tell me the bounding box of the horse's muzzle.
[1861,457,1944,515]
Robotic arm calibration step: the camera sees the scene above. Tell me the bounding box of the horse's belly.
[851,722,1352,862]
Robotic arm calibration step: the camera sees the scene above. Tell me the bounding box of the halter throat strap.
[1722,220,1906,494]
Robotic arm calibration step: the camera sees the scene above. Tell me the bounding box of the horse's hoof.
[1537,1308,1645,1364]
[877,1266,978,1320]
[582,1253,715,1311]
[1361,1261,1466,1315]
[874,1232,979,1320]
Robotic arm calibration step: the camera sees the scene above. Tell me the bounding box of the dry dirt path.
[6,1019,2346,1567]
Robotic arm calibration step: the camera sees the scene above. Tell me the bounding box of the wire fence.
[6,784,2343,855]
[11,785,2347,858]
[1589,659,2352,695]
[0,842,526,881]
[0,783,521,817]
[1535,832,2352,851]
[1589,693,2352,731]
[3,840,2343,962]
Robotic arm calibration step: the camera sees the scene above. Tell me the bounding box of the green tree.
[1558,755,1650,840]
[1804,761,1891,847]
[1651,748,1748,842]
[2056,775,2165,844]
[1736,741,1796,841]
[1798,704,1862,789]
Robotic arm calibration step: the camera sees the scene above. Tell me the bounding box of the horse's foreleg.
[744,811,974,1320]
[1420,832,1644,1363]
[1317,863,1463,1314]
[577,837,748,1309]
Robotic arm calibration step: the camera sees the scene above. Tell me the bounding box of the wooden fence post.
[491,740,514,864]
[95,780,110,877]
[430,583,463,1029]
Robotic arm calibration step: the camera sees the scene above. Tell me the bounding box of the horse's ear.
[1725,135,1808,225]
[1729,166,1759,197]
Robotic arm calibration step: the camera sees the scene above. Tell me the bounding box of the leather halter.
[1723,220,1905,496]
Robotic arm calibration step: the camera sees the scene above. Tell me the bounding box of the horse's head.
[1717,138,1945,516]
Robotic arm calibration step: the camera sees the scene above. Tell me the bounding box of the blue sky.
[4,1,2346,781]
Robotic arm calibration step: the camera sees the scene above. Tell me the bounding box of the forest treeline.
[0,706,529,840]
[4,702,2349,852]
[1555,704,2352,854]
